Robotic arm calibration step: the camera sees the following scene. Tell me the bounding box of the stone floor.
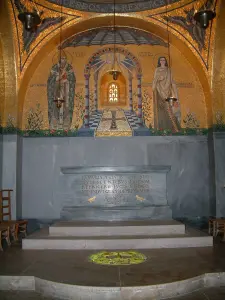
[0,288,225,300]
[1,238,225,299]
[1,241,225,286]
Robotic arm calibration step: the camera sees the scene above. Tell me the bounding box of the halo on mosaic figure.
[52,49,73,65]
[89,251,147,266]
[153,53,171,68]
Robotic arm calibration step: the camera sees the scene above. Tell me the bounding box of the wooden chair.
[208,217,217,236]
[0,224,11,251]
[208,217,225,241]
[214,219,225,237]
[0,189,28,241]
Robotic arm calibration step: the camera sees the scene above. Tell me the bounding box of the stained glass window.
[108,83,119,103]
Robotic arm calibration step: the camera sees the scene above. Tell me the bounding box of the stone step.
[22,228,213,250]
[60,205,173,221]
[49,220,185,236]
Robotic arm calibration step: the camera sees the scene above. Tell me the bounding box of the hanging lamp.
[165,0,177,106]
[194,0,216,29]
[53,0,65,110]
[109,0,121,81]
[18,0,42,31]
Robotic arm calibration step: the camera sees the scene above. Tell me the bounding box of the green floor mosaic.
[89,251,147,266]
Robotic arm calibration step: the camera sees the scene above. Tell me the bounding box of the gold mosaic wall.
[212,0,225,123]
[0,38,5,126]
[23,43,207,130]
[0,0,17,127]
[1,0,223,129]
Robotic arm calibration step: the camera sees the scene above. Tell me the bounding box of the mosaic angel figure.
[47,53,75,130]
[14,0,63,53]
[163,0,214,52]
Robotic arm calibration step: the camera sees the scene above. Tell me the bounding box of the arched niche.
[100,72,127,109]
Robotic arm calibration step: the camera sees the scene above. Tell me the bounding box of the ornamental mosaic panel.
[46,0,181,13]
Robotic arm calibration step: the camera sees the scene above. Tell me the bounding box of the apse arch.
[83,46,143,127]
[84,46,142,77]
[18,15,212,128]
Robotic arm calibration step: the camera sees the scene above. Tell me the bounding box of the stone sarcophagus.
[57,166,172,221]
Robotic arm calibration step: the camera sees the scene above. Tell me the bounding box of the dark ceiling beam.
[118,30,126,45]
[127,30,140,45]
[100,30,108,46]
[87,30,98,46]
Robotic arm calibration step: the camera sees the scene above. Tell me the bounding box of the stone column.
[211,1,225,217]
[94,72,98,112]
[84,74,90,128]
[137,74,143,125]
[128,74,133,112]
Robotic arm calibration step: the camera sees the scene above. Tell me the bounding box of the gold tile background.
[0,0,222,129]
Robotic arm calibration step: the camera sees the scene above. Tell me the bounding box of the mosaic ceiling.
[9,0,218,75]
[61,27,168,48]
[46,0,181,13]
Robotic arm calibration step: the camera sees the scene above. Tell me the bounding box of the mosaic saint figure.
[152,56,181,132]
[47,53,75,130]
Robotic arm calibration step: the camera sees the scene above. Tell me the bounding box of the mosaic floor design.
[89,111,103,130]
[123,110,140,130]
[79,109,150,136]
[89,251,147,266]
[95,109,133,137]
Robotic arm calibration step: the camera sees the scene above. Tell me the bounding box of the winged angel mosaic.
[163,0,214,52]
[14,0,63,54]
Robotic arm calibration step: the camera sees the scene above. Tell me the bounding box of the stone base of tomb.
[22,220,212,250]
[60,205,172,221]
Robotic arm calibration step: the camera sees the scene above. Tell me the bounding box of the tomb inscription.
[81,174,151,195]
[59,166,172,220]
[59,167,170,206]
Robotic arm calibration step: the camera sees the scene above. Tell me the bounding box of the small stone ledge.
[214,132,225,139]
[60,165,171,174]
[0,273,225,300]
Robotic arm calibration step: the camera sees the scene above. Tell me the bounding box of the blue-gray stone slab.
[59,166,172,221]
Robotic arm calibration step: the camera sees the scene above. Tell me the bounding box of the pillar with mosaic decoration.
[129,74,133,112]
[84,74,90,127]
[94,71,98,112]
[137,74,143,125]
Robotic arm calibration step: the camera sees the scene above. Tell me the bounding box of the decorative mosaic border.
[0,128,79,137]
[1,126,225,137]
[46,0,181,13]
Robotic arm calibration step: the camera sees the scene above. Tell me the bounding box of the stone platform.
[49,220,185,236]
[61,205,172,221]
[22,220,212,250]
